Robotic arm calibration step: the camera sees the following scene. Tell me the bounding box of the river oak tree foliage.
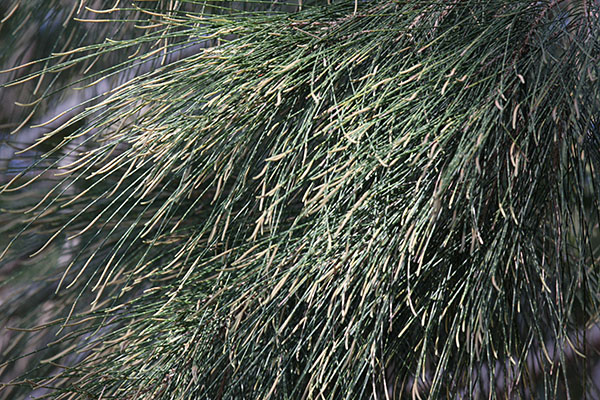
[1,0,600,398]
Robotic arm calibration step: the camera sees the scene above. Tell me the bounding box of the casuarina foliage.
[1,0,600,398]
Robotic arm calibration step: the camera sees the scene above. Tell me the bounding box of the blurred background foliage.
[1,0,600,399]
